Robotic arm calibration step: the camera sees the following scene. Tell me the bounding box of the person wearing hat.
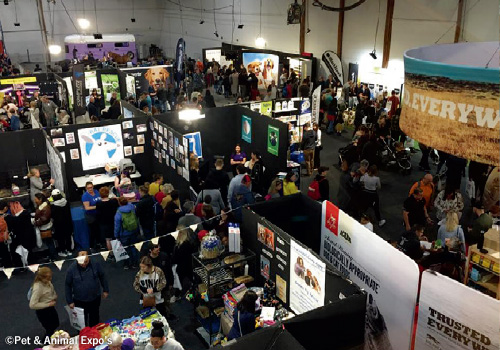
[104,332,134,350]
[230,175,255,222]
[50,189,73,257]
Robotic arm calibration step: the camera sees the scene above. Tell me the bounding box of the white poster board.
[320,201,419,350]
[312,86,321,123]
[77,124,124,171]
[415,271,500,350]
[289,239,326,315]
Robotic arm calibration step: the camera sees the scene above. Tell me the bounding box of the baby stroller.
[378,139,412,175]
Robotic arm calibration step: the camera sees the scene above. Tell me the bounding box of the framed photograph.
[168,131,173,147]
[70,148,80,160]
[170,159,176,169]
[153,131,157,140]
[161,150,166,159]
[177,165,183,176]
[151,139,155,147]
[154,149,159,158]
[137,134,145,145]
[65,132,75,144]
[169,146,174,156]
[134,146,144,154]
[124,146,132,156]
[52,138,65,147]
[158,154,162,163]
[136,124,147,133]
[122,121,133,129]
[123,132,134,140]
[159,125,164,135]
[158,137,163,145]
[154,120,158,130]
[51,128,63,137]
[149,122,154,131]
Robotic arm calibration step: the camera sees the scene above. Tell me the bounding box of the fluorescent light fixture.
[179,109,205,121]
[255,36,266,48]
[48,44,62,54]
[77,18,90,29]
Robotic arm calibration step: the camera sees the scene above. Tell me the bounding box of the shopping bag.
[79,326,102,350]
[64,306,85,331]
[111,239,130,262]
[172,265,182,290]
[35,227,42,248]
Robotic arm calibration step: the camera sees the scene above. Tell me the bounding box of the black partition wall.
[154,105,288,181]
[0,129,47,171]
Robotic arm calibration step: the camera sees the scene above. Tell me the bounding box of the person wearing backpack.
[136,186,155,240]
[0,200,13,268]
[114,197,139,269]
[308,167,330,202]
[29,266,59,339]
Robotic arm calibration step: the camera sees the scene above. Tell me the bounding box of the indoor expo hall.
[0,1,498,350]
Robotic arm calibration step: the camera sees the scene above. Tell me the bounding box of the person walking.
[133,256,168,316]
[360,165,386,227]
[29,267,59,338]
[50,189,73,257]
[136,186,155,240]
[301,123,316,177]
[33,193,57,261]
[65,251,109,327]
[114,197,140,269]
[312,122,322,169]
[95,187,119,257]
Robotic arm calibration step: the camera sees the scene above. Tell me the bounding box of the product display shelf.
[192,248,256,347]
[464,244,500,300]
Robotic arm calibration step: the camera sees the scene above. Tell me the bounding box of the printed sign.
[320,201,420,350]
[312,86,321,123]
[267,125,279,156]
[241,115,252,143]
[77,124,124,171]
[184,132,202,158]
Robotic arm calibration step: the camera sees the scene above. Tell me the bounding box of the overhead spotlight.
[131,18,136,22]
[48,44,62,54]
[237,24,244,29]
[369,50,377,59]
[199,20,204,24]
[255,36,266,48]
[77,18,90,29]
[214,31,219,38]
[306,28,311,34]
[14,22,20,26]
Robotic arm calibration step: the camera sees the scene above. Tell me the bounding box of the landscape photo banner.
[320,201,419,350]
[415,271,500,350]
[400,42,500,166]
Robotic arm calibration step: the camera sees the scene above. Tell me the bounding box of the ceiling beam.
[454,0,464,42]
[337,0,345,59]
[300,0,307,53]
[382,0,395,69]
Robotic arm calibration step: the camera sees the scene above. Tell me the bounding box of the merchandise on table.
[200,234,223,259]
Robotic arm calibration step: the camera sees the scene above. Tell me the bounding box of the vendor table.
[73,172,142,188]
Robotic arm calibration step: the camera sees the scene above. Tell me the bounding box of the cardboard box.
[220,311,234,336]
[484,228,499,252]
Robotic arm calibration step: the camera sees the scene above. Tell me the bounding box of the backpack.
[0,215,9,242]
[121,211,138,232]
[307,178,325,200]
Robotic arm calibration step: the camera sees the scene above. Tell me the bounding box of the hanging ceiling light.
[255,0,265,48]
[179,109,205,121]
[77,18,90,29]
[48,44,62,54]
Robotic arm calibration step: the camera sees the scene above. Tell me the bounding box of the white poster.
[77,124,124,171]
[320,201,419,350]
[312,86,321,123]
[289,239,326,315]
[415,271,500,350]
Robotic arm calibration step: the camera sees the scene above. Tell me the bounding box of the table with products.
[73,172,142,188]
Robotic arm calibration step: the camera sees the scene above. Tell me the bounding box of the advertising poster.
[260,255,270,280]
[312,86,321,123]
[101,74,120,106]
[184,132,203,158]
[122,65,172,98]
[260,101,272,116]
[267,125,279,156]
[242,52,279,90]
[72,63,86,116]
[320,201,419,350]
[84,71,98,91]
[257,223,275,251]
[401,42,499,166]
[320,50,344,84]
[242,114,252,143]
[77,124,124,171]
[289,239,326,315]
[415,271,500,350]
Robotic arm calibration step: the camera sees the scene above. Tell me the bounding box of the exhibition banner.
[267,125,279,156]
[261,101,272,116]
[320,50,343,83]
[77,124,124,171]
[101,74,121,106]
[320,201,419,350]
[400,42,500,166]
[241,115,252,143]
[184,131,202,158]
[312,86,321,123]
[121,65,172,98]
[242,52,279,90]
[72,63,86,116]
[289,239,325,315]
[415,271,500,350]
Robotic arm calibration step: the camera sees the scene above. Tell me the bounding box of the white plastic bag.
[35,227,42,248]
[172,265,182,290]
[111,239,129,262]
[65,306,85,330]
[466,179,476,199]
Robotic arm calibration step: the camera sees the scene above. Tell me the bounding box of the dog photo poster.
[242,52,279,91]
[77,125,124,171]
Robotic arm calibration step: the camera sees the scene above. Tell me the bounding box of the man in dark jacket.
[301,123,316,177]
[205,159,230,205]
[135,186,155,239]
[50,189,73,257]
[65,251,109,327]
[87,96,99,119]
[314,166,330,201]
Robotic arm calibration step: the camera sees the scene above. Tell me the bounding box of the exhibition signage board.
[415,271,500,350]
[320,50,343,83]
[72,64,86,117]
[0,76,37,85]
[77,124,124,171]
[242,52,279,91]
[289,239,326,315]
[320,201,419,350]
[241,115,252,143]
[267,125,279,156]
[261,101,272,116]
[400,42,500,166]
[101,74,121,106]
[312,86,321,123]
[184,131,202,158]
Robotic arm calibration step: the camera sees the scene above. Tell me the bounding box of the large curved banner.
[400,42,499,166]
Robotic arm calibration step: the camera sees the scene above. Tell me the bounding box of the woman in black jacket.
[50,190,73,257]
[250,151,265,196]
[4,201,37,266]
[204,90,216,108]
[163,191,183,234]
[172,229,196,293]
